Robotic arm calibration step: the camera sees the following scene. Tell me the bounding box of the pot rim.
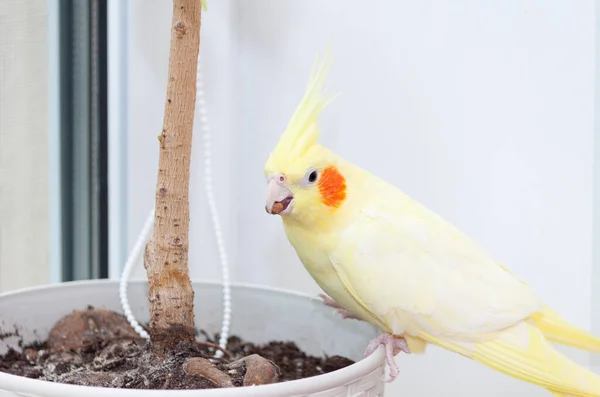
[0,279,385,396]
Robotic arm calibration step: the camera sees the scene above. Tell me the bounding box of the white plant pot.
[0,280,386,396]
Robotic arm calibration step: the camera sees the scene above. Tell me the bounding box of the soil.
[0,307,355,390]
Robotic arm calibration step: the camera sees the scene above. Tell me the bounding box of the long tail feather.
[532,305,600,354]
[422,322,600,397]
[495,264,600,354]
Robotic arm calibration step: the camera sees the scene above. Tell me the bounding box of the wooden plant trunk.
[143,0,202,354]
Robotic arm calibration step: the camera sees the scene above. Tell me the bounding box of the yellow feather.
[423,323,600,397]
[496,262,600,354]
[533,305,600,354]
[265,45,337,173]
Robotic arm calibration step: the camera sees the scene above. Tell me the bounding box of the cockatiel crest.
[265,46,334,172]
[264,47,349,226]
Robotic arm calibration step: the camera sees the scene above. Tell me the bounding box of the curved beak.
[265,177,293,215]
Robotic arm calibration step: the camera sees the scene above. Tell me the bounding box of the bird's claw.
[318,294,360,320]
[364,333,409,383]
[318,296,408,382]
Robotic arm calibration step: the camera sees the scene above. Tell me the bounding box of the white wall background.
[116,1,596,395]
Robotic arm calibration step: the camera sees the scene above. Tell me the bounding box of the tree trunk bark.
[143,0,202,354]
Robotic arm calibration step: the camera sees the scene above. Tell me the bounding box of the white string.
[119,53,232,358]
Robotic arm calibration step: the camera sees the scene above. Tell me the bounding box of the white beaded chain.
[118,209,153,340]
[119,53,232,358]
[196,57,232,359]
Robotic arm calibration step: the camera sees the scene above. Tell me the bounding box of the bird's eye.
[299,168,319,187]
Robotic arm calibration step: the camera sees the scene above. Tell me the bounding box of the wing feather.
[329,198,541,339]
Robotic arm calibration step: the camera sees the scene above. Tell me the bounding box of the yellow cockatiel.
[263,48,600,396]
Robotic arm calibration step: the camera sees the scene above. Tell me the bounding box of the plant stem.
[143,0,202,354]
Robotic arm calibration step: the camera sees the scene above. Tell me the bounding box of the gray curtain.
[0,0,50,291]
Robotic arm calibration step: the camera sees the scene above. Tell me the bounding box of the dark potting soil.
[0,307,354,390]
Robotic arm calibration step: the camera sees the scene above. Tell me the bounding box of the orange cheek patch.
[318,166,347,208]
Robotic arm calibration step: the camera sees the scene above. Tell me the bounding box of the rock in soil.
[0,307,355,390]
[224,354,280,386]
[47,307,142,351]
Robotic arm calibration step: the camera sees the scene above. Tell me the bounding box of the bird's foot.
[318,294,360,320]
[364,333,410,383]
